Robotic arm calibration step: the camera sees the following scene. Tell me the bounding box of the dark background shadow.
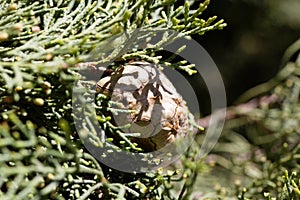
[192,0,300,107]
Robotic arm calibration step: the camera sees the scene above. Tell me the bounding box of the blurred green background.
[197,0,300,104]
[189,1,300,198]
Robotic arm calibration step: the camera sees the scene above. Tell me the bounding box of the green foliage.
[234,47,300,200]
[195,41,300,199]
[0,0,225,199]
[1,0,300,199]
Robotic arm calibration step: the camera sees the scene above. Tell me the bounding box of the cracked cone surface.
[97,61,195,152]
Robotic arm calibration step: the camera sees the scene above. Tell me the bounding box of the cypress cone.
[97,61,194,152]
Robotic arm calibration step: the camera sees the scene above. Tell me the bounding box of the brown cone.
[97,61,193,152]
